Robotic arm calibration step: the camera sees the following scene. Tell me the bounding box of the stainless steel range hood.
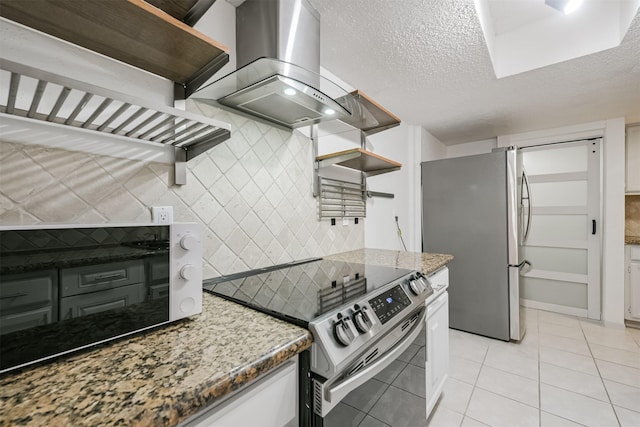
[191,0,351,129]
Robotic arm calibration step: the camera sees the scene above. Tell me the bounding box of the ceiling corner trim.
[473,0,500,76]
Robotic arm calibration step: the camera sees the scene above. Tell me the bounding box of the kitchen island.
[0,248,452,427]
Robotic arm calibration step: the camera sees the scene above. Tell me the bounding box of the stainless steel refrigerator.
[421,147,532,341]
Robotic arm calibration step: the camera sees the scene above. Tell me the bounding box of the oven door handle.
[326,307,427,405]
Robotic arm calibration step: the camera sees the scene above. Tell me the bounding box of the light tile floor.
[325,308,640,427]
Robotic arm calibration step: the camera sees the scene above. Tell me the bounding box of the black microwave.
[0,223,203,374]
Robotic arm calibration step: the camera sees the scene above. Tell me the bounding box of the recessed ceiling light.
[283,88,296,96]
[324,108,335,115]
[545,0,584,15]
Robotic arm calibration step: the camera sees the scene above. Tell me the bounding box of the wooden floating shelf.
[146,0,214,25]
[316,148,402,177]
[0,0,229,92]
[336,90,401,135]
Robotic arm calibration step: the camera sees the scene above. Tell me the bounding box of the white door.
[520,139,601,319]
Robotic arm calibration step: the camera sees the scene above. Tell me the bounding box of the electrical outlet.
[342,217,349,226]
[152,206,174,224]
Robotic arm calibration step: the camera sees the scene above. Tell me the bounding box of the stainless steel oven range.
[204,258,435,426]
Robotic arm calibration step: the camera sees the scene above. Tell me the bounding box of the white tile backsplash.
[0,100,364,278]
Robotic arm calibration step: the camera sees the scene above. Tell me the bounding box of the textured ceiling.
[308,0,640,144]
[488,0,555,35]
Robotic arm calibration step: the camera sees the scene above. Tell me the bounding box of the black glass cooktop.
[203,259,414,327]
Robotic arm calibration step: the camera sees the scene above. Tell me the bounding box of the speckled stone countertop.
[626,236,640,245]
[0,294,312,427]
[325,248,454,275]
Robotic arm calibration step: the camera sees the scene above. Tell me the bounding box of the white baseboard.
[521,299,589,318]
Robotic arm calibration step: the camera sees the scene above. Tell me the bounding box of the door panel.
[520,139,601,319]
[521,277,587,309]
[529,181,587,207]
[522,145,588,174]
[528,215,588,241]
[523,247,588,275]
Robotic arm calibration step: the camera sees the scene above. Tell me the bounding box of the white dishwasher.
[425,267,450,419]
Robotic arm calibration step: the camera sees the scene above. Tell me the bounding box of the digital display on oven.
[368,285,412,324]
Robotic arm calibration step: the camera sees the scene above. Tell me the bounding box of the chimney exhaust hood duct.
[191,0,352,129]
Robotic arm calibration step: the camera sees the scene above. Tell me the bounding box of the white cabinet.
[180,357,298,427]
[627,125,640,193]
[425,268,450,419]
[625,245,640,321]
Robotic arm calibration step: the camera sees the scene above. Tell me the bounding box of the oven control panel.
[310,269,440,380]
[368,285,412,324]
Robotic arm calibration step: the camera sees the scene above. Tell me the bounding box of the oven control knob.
[333,317,355,346]
[180,234,198,250]
[408,278,424,295]
[353,307,372,333]
[420,274,433,291]
[179,264,194,280]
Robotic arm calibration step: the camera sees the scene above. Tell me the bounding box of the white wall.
[364,125,447,252]
[603,118,626,327]
[446,138,497,158]
[193,1,237,82]
[365,124,412,251]
[414,128,447,251]
[0,18,172,106]
[0,3,365,278]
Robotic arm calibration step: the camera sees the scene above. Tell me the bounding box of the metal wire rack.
[318,177,366,219]
[0,59,231,184]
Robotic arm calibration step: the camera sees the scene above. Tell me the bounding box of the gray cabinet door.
[0,269,57,334]
[1,306,54,335]
[59,283,145,319]
[60,259,144,297]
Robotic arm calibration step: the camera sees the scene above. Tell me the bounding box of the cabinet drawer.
[429,267,449,292]
[181,358,298,427]
[0,270,57,313]
[61,260,144,297]
[0,306,54,335]
[60,283,145,319]
[149,283,169,299]
[147,255,169,282]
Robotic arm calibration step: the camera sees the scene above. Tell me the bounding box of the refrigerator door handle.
[509,259,532,274]
[521,170,532,244]
[520,259,532,274]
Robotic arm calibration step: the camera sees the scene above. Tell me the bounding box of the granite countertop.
[325,248,454,275]
[626,236,640,245]
[0,294,312,427]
